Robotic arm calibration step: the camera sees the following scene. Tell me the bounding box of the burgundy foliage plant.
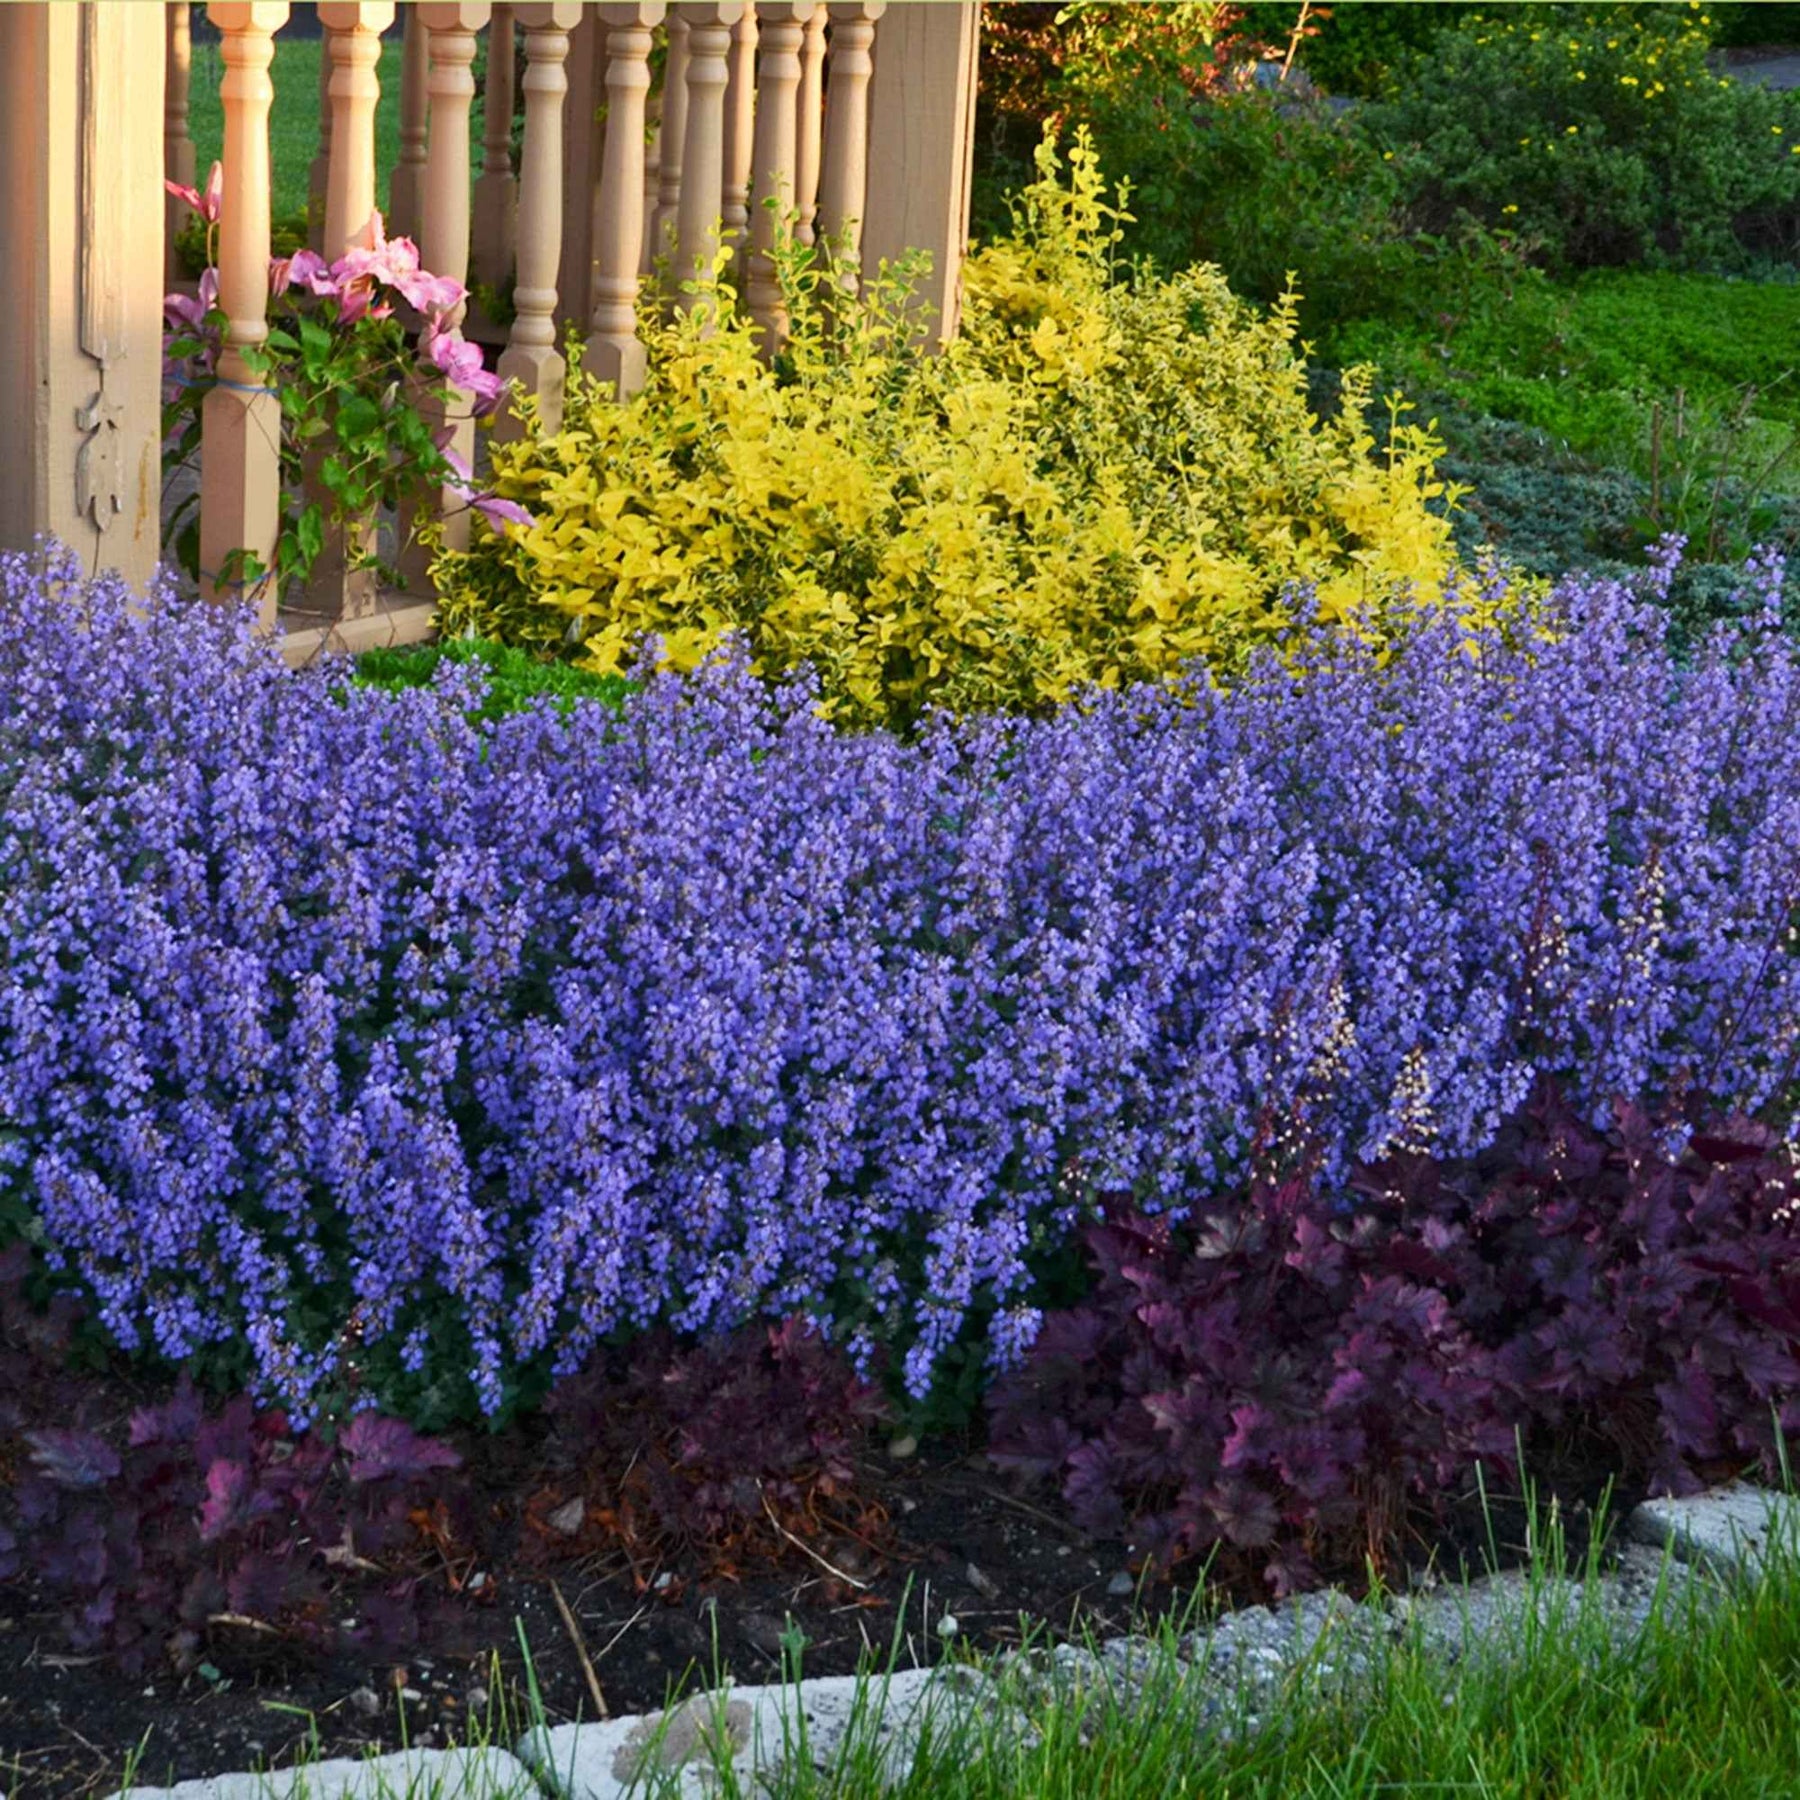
[989,1085,1800,1593]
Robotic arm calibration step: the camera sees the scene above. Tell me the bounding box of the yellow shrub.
[432,132,1478,730]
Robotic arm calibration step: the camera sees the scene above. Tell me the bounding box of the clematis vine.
[159,194,530,596]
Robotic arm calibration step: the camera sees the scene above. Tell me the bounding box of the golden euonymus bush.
[433,133,1478,731]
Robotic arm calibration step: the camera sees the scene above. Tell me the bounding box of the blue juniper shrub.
[1,539,1799,1427]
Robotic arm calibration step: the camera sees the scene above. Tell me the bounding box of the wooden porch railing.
[161,0,978,663]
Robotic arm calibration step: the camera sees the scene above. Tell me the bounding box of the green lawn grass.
[185,33,404,227]
[1336,265,1800,463]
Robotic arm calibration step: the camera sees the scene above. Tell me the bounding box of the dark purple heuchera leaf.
[226,1549,298,1619]
[340,1412,463,1484]
[129,1376,205,1448]
[197,1458,281,1543]
[26,1428,121,1489]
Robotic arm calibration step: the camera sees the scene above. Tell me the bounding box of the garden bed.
[0,1379,1632,1800]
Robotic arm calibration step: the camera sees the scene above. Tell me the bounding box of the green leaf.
[336,394,383,442]
[299,317,333,373]
[297,503,326,567]
[175,515,201,583]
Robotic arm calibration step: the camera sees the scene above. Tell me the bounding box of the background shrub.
[1360,5,1800,270]
[1125,88,1414,330]
[1240,1,1482,100]
[5,541,1800,1426]
[434,136,1464,732]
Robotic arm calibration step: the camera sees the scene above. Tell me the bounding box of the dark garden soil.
[0,1374,1648,1800]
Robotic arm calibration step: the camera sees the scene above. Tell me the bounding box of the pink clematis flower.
[441,447,534,532]
[423,325,504,413]
[163,266,221,336]
[165,162,224,224]
[332,211,467,322]
[269,248,335,296]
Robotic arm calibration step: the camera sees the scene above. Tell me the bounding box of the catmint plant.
[1,538,1798,1423]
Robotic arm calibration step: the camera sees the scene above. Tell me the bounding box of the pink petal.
[394,270,466,318]
[474,494,534,530]
[274,249,333,296]
[465,367,505,414]
[201,162,224,223]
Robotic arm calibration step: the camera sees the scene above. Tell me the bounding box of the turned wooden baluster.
[582,3,666,397]
[651,13,689,275]
[165,3,198,283]
[674,2,743,311]
[472,5,517,290]
[746,3,807,350]
[794,1,826,248]
[201,1,290,621]
[639,91,662,276]
[308,22,334,248]
[311,2,395,620]
[555,11,602,339]
[389,3,430,238]
[720,7,756,250]
[412,1,492,571]
[496,1,582,438]
[319,2,395,254]
[818,0,881,293]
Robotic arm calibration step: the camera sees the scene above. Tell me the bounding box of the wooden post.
[472,5,517,289]
[794,2,825,248]
[860,0,979,347]
[201,2,291,619]
[651,13,689,276]
[0,3,166,585]
[746,3,807,350]
[817,0,881,293]
[308,22,334,248]
[390,3,430,238]
[673,2,743,309]
[580,2,666,397]
[720,7,756,249]
[497,1,582,438]
[165,3,197,283]
[319,2,396,254]
[413,1,492,574]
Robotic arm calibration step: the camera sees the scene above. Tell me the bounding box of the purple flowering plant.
[161,170,529,596]
[1,537,1799,1428]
